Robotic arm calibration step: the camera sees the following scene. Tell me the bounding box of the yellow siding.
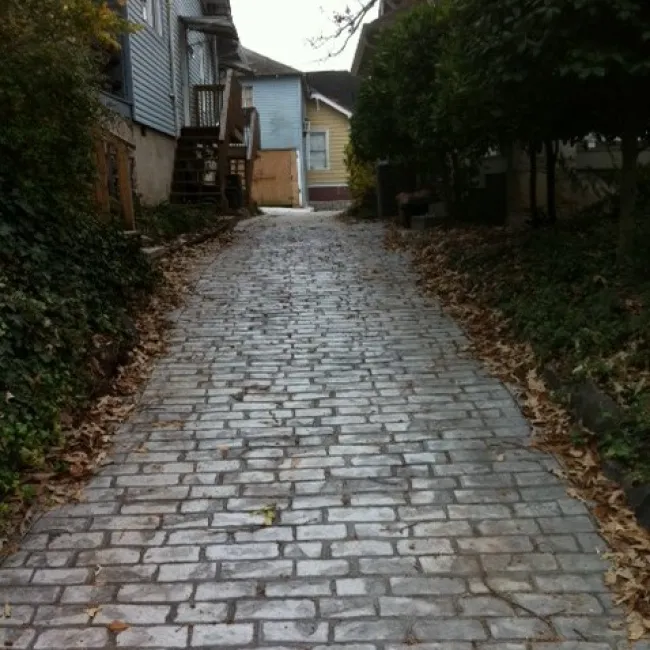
[306,99,350,186]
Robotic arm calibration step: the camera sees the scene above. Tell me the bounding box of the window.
[141,0,162,35]
[103,35,127,98]
[308,131,328,170]
[242,86,253,108]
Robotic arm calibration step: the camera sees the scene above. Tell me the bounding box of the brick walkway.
[0,212,638,649]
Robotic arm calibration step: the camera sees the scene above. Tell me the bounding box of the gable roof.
[240,47,302,77]
[306,71,360,113]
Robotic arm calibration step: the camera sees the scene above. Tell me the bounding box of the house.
[101,0,258,209]
[238,48,309,207]
[304,71,360,208]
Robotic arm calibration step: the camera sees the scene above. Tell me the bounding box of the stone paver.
[0,212,639,648]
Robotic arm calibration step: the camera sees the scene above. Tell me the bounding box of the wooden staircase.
[170,70,260,209]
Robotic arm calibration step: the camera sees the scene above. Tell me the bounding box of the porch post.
[180,22,191,127]
[212,34,219,85]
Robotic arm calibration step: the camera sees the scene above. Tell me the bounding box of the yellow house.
[305,71,360,207]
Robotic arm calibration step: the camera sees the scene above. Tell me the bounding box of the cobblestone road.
[0,212,638,649]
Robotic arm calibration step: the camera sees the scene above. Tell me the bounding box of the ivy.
[0,0,155,498]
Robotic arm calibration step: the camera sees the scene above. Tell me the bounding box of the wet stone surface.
[0,212,641,649]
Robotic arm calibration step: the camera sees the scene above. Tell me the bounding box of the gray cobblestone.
[34,628,108,649]
[116,625,188,647]
[0,213,638,648]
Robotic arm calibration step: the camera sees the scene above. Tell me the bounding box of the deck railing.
[193,84,224,128]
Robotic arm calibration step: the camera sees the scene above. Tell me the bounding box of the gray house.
[102,0,250,204]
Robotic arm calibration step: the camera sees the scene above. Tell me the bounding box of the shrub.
[136,202,226,242]
[0,1,155,498]
[0,196,158,496]
[344,142,376,213]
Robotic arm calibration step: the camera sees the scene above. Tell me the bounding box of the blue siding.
[127,0,175,135]
[247,77,303,150]
[246,76,308,203]
[127,0,210,136]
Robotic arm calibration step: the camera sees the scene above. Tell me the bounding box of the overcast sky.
[231,0,378,72]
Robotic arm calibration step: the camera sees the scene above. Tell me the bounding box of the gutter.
[167,0,179,134]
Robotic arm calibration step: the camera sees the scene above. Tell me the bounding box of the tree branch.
[307,0,380,59]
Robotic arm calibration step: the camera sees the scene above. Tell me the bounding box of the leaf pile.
[385,222,650,641]
[0,230,234,555]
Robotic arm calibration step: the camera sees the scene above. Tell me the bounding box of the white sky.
[231,0,378,72]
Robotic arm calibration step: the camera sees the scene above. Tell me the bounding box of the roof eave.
[309,90,352,118]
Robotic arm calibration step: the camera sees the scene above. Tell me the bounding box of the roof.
[305,71,361,113]
[240,47,302,77]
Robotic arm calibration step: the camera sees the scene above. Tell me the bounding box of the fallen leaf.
[85,605,101,619]
[628,612,646,641]
[107,620,130,634]
[255,503,278,527]
[3,602,11,618]
[385,223,650,642]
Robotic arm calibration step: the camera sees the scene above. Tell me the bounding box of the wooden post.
[219,145,228,211]
[116,141,135,230]
[94,138,110,215]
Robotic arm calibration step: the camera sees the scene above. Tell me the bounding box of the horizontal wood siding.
[128,0,209,135]
[127,0,175,135]
[306,99,350,187]
[246,77,303,150]
[244,76,306,204]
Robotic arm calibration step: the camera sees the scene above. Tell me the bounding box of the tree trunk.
[544,138,558,224]
[503,141,521,226]
[529,141,539,226]
[617,129,639,262]
[451,150,461,216]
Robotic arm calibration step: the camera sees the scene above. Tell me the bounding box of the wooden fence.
[94,130,136,230]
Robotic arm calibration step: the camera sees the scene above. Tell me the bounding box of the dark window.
[101,0,129,100]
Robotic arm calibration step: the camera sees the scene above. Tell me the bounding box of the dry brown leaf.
[85,605,101,619]
[107,620,130,633]
[0,231,235,559]
[386,223,650,642]
[628,612,647,640]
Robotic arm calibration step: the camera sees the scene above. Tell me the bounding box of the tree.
[0,0,130,208]
[351,2,488,214]
[450,0,588,225]
[549,0,650,258]
[452,0,650,251]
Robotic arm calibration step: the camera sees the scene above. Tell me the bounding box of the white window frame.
[242,85,254,108]
[141,0,163,36]
[308,130,329,171]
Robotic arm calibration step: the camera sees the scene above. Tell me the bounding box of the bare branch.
[307,0,380,59]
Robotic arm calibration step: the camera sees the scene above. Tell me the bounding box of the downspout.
[166,0,178,134]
